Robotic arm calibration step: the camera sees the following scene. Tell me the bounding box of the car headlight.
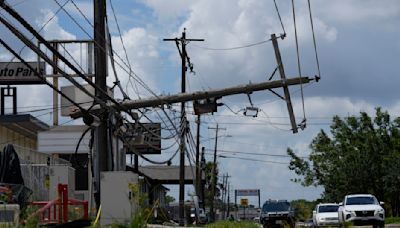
[319,217,325,221]
[377,208,384,213]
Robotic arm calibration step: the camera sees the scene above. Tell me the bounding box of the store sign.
[0,62,45,84]
[235,189,260,197]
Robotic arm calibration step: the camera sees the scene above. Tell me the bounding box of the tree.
[203,161,220,207]
[287,108,400,216]
[165,195,175,205]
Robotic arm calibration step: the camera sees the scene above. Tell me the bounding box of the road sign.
[0,62,45,84]
[240,198,248,206]
[235,189,259,197]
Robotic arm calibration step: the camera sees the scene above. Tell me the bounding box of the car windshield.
[262,201,290,212]
[346,196,376,205]
[318,205,339,213]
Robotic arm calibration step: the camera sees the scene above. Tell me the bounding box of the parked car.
[260,200,295,228]
[338,194,384,227]
[312,203,339,227]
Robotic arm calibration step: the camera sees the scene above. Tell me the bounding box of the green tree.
[204,161,220,207]
[165,195,175,205]
[287,108,400,216]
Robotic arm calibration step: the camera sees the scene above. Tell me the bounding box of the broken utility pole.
[163,28,204,226]
[271,33,298,133]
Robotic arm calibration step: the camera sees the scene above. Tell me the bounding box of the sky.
[1,0,400,206]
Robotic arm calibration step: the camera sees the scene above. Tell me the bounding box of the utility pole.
[164,29,204,226]
[93,0,108,209]
[227,183,231,218]
[271,34,298,133]
[195,115,201,202]
[209,124,226,222]
[200,146,205,209]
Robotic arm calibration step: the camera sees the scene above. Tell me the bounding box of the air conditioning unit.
[0,204,19,226]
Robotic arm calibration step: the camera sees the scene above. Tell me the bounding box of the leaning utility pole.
[164,29,204,226]
[209,124,226,222]
[94,0,108,209]
[271,33,298,133]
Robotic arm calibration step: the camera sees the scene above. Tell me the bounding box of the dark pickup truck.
[260,200,295,228]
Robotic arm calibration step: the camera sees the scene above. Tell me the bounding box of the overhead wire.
[191,37,276,51]
[205,148,308,159]
[291,0,307,124]
[2,0,70,68]
[108,0,141,99]
[273,0,286,35]
[60,0,159,98]
[307,0,321,79]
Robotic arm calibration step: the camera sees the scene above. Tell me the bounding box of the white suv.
[338,194,384,227]
[313,203,339,227]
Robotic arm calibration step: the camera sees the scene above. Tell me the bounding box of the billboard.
[0,62,45,85]
[235,189,260,197]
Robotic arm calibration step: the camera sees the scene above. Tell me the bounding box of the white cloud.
[36,9,76,40]
[109,27,161,99]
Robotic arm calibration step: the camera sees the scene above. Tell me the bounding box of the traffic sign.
[240,198,248,206]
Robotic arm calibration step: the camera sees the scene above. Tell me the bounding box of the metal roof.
[0,114,49,139]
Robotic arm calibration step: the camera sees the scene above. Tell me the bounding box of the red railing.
[29,184,88,224]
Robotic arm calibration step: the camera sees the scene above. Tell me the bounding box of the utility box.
[100,171,138,226]
[49,165,75,200]
[0,204,19,226]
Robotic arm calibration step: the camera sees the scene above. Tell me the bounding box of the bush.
[206,220,260,228]
[386,217,400,224]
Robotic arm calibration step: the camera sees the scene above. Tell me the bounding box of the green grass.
[386,217,400,224]
[206,220,260,228]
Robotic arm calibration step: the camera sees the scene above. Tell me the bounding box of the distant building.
[0,114,49,163]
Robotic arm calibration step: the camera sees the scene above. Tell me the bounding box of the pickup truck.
[260,200,295,228]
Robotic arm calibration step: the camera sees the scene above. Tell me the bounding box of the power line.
[2,0,70,67]
[273,0,286,36]
[291,0,306,123]
[191,37,277,51]
[205,148,308,159]
[218,155,289,165]
[307,0,321,80]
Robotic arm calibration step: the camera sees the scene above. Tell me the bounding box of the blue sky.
[1,0,400,206]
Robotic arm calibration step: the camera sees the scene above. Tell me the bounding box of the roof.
[138,165,205,184]
[317,203,339,206]
[38,125,91,154]
[346,194,374,198]
[0,114,49,139]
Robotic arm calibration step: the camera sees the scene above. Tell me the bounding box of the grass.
[386,217,400,224]
[206,220,261,228]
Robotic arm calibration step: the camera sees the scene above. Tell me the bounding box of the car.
[260,200,295,228]
[338,194,384,228]
[312,203,339,227]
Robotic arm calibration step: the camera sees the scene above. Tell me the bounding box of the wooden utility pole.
[209,124,226,222]
[164,29,204,226]
[195,115,201,203]
[93,0,108,209]
[52,42,59,126]
[200,146,205,209]
[271,34,298,133]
